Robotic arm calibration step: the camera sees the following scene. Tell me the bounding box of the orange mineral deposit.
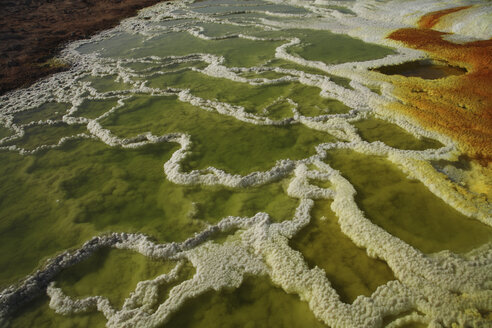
[384,6,491,164]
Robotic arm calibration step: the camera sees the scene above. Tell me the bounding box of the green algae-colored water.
[0,139,297,288]
[76,98,121,120]
[13,102,70,125]
[56,249,178,308]
[1,0,491,327]
[353,116,443,150]
[145,71,350,117]
[165,276,327,328]
[324,149,492,254]
[286,29,395,65]
[290,200,395,304]
[0,126,12,139]
[79,75,133,93]
[99,94,336,174]
[10,296,107,328]
[267,58,353,89]
[5,123,86,150]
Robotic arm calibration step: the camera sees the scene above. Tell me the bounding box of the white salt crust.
[0,0,491,327]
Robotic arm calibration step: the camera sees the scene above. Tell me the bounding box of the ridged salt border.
[42,163,492,327]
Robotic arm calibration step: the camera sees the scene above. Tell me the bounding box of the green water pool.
[1,0,491,327]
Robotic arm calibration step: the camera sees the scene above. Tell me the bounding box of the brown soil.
[0,0,164,95]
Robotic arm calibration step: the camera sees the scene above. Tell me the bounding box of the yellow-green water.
[290,200,395,304]
[4,123,86,150]
[165,276,327,328]
[353,116,443,150]
[324,149,492,254]
[0,126,12,139]
[99,94,336,174]
[76,99,120,120]
[57,249,177,308]
[10,296,107,328]
[1,0,491,327]
[0,139,298,288]
[145,72,350,117]
[13,102,70,125]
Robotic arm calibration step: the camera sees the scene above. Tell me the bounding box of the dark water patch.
[373,59,466,80]
[479,310,492,321]
[432,156,491,201]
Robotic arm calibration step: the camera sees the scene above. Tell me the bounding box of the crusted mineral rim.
[0,0,491,327]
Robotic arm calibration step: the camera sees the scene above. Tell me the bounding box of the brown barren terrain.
[386,6,492,164]
[0,0,163,95]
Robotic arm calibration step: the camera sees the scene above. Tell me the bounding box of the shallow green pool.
[1,0,491,327]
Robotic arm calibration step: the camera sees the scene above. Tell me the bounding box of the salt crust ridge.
[0,0,491,327]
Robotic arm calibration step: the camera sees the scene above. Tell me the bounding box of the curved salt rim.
[0,0,491,327]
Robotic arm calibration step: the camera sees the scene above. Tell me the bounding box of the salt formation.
[0,0,491,327]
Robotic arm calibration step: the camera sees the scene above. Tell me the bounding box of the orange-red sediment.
[384,6,492,164]
[417,5,472,29]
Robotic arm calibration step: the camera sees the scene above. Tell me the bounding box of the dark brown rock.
[0,0,166,95]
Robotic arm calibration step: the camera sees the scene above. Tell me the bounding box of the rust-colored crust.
[417,5,472,29]
[385,8,492,164]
